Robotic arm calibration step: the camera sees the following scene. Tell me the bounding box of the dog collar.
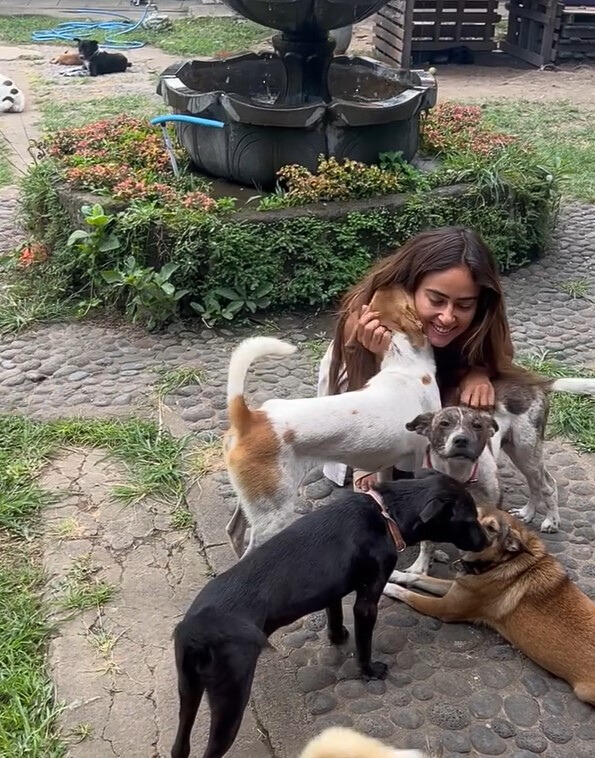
[423,446,479,485]
[366,489,406,552]
[452,558,495,575]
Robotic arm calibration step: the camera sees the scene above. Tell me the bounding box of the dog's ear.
[503,525,531,554]
[368,287,425,347]
[419,496,446,523]
[406,412,434,437]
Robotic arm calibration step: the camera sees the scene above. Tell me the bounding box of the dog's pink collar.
[366,489,406,552]
[423,446,479,485]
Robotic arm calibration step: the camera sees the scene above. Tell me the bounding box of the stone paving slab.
[40,448,273,757]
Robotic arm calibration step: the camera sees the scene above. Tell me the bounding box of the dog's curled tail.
[551,377,595,396]
[227,337,296,433]
[299,727,428,758]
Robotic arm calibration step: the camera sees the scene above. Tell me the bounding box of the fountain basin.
[157,55,436,188]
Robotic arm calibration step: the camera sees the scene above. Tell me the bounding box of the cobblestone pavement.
[1,201,595,756]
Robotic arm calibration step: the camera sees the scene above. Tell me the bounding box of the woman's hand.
[355,304,391,356]
[459,370,495,409]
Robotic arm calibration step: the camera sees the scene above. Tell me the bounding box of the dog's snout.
[453,435,469,448]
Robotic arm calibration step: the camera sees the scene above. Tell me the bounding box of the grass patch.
[155,365,206,399]
[0,414,191,756]
[59,553,116,611]
[482,100,595,202]
[520,350,595,453]
[0,135,12,186]
[0,15,269,55]
[559,278,592,301]
[0,283,71,336]
[191,437,225,479]
[39,94,161,131]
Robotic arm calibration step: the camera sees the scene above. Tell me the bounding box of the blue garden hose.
[150,114,225,177]
[150,115,225,129]
[30,6,151,50]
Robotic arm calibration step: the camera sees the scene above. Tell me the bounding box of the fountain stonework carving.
[157,0,436,188]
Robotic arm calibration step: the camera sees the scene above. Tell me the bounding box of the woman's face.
[414,265,480,348]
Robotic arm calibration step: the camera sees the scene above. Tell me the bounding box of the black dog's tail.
[172,608,269,758]
[126,61,132,68]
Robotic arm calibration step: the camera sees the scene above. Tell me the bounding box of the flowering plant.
[45,116,216,212]
[421,103,518,158]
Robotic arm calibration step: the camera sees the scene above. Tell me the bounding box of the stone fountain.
[157,0,437,188]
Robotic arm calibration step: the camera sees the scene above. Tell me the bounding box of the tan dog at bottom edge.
[300,727,427,758]
[385,508,595,706]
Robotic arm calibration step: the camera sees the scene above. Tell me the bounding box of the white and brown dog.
[397,374,595,575]
[224,287,441,556]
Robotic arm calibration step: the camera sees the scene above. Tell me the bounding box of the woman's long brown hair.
[328,227,542,396]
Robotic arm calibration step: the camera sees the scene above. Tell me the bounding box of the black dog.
[171,470,487,758]
[74,38,131,76]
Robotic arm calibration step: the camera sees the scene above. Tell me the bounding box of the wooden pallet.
[375,0,500,67]
[500,0,563,67]
[557,6,595,59]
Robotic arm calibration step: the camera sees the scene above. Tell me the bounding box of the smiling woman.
[317,226,540,491]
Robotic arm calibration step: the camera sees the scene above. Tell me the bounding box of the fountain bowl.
[222,0,392,32]
[158,55,436,188]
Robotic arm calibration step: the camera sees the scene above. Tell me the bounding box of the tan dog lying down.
[386,508,595,705]
[300,727,427,758]
[50,51,83,65]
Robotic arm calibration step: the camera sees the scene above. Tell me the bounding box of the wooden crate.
[557,7,595,60]
[500,0,563,67]
[375,0,500,68]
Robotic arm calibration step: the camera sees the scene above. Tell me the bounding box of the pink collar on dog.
[366,489,406,552]
[423,445,479,485]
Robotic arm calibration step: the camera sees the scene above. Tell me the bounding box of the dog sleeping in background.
[74,38,132,76]
[0,75,25,113]
[50,51,83,66]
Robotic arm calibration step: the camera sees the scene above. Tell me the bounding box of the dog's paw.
[434,549,450,564]
[388,569,414,586]
[509,505,535,524]
[328,625,349,645]
[361,660,388,680]
[405,558,431,575]
[540,516,559,533]
[383,582,407,601]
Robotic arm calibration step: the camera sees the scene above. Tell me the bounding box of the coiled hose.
[30,5,152,50]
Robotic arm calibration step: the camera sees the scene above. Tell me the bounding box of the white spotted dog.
[0,75,25,113]
[396,376,595,576]
[224,287,442,557]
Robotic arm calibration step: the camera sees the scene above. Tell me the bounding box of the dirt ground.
[2,23,595,176]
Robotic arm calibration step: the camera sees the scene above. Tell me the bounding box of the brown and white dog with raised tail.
[224,287,441,556]
[386,507,595,706]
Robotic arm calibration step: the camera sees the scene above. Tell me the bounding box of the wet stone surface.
[0,199,594,754]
